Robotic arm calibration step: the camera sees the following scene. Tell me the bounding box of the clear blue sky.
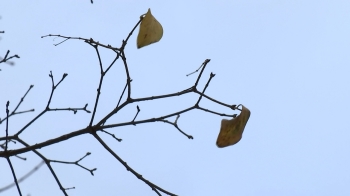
[1,1,350,196]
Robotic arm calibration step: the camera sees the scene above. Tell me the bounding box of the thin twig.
[196,72,215,105]
[120,16,143,51]
[186,59,210,77]
[193,59,211,87]
[15,138,69,196]
[116,81,130,108]
[0,161,45,193]
[50,152,97,176]
[0,85,35,124]
[160,118,193,139]
[41,35,120,50]
[132,105,140,123]
[48,105,91,114]
[4,101,22,195]
[100,129,122,142]
[92,131,177,196]
[0,50,20,64]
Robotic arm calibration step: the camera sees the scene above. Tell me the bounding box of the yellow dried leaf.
[137,8,163,49]
[216,105,251,148]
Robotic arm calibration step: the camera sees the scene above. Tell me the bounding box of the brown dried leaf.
[216,105,251,148]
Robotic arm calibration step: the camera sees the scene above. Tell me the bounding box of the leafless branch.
[0,85,35,124]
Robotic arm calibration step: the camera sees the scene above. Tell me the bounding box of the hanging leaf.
[137,8,163,49]
[216,105,251,148]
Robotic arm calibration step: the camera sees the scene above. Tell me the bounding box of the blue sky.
[1,1,350,196]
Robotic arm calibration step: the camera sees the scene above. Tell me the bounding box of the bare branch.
[92,131,177,196]
[100,129,122,142]
[48,104,91,114]
[50,152,97,176]
[186,59,210,77]
[132,105,140,123]
[0,85,35,124]
[41,34,120,50]
[160,116,193,139]
[0,50,20,65]
[0,161,45,193]
[4,101,23,195]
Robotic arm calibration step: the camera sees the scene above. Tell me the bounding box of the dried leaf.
[216,105,251,148]
[137,8,163,49]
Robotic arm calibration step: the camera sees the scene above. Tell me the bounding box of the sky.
[1,1,350,196]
